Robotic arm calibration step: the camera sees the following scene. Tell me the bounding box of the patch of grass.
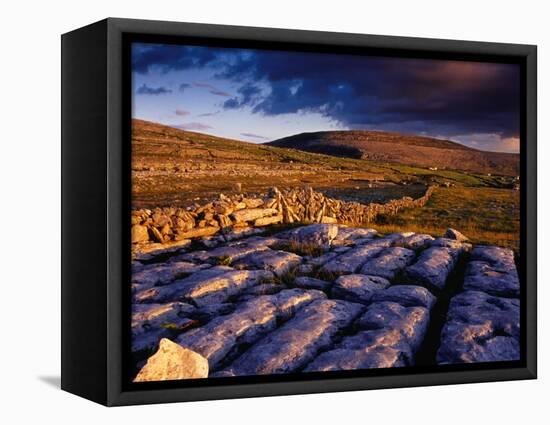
[160,320,199,332]
[274,240,325,258]
[373,186,520,251]
[312,269,341,283]
[215,256,233,266]
[272,267,298,286]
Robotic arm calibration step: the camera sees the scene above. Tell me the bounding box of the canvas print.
[129,42,521,383]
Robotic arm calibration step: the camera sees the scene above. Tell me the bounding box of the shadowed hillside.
[267,131,519,176]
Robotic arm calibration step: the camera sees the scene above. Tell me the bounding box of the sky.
[132,42,521,153]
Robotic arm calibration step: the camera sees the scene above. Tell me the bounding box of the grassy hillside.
[131,119,519,249]
[268,130,519,176]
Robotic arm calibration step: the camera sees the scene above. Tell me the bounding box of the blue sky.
[132,42,520,153]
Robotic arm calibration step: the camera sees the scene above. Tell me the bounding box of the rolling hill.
[267,131,519,176]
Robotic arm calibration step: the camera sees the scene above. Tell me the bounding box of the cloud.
[452,133,520,153]
[175,109,191,116]
[176,122,213,131]
[132,44,226,74]
[224,83,263,109]
[179,83,191,92]
[136,84,172,95]
[197,111,220,117]
[132,43,521,149]
[218,50,520,139]
[240,132,268,140]
[193,82,231,97]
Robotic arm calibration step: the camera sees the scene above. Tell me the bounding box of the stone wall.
[131,185,436,244]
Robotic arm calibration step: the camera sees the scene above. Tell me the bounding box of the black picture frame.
[61,17,537,406]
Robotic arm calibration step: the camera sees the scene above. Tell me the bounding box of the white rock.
[134,338,208,382]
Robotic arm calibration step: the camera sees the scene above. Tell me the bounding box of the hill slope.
[267,131,519,176]
[131,119,401,207]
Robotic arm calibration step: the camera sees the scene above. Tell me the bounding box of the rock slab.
[134,338,209,382]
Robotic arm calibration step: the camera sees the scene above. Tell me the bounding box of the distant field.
[373,186,520,250]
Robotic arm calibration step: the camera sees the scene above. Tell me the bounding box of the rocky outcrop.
[134,338,209,382]
[444,228,469,242]
[219,299,364,376]
[437,245,520,364]
[278,223,339,248]
[463,246,519,298]
[331,274,391,304]
[130,223,519,380]
[360,246,416,280]
[403,243,467,292]
[437,291,520,363]
[232,249,302,277]
[177,289,325,370]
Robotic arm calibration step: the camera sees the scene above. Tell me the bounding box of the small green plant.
[273,267,298,286]
[312,269,341,283]
[215,256,233,266]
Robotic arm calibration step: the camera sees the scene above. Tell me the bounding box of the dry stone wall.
[131,185,436,246]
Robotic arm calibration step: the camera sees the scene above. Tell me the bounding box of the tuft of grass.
[215,256,233,266]
[272,267,298,286]
[274,240,325,258]
[312,269,341,283]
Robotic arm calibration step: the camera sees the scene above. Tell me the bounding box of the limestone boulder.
[304,328,412,372]
[132,302,195,336]
[132,261,211,290]
[280,223,339,248]
[176,226,220,240]
[254,214,283,226]
[177,289,324,369]
[294,276,332,292]
[444,228,469,242]
[231,208,277,223]
[321,239,391,274]
[131,225,149,243]
[356,301,430,351]
[463,260,519,298]
[221,299,363,376]
[359,246,416,280]
[393,233,434,250]
[134,338,208,382]
[463,246,519,298]
[133,266,269,306]
[403,246,459,291]
[331,274,390,304]
[234,249,302,277]
[436,290,520,364]
[370,285,436,310]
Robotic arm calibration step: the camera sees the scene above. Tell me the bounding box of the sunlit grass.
[373,186,520,251]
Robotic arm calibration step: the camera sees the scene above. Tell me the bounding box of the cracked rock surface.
[131,224,519,380]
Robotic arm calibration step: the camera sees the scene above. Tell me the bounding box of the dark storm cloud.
[179,82,191,92]
[224,83,263,109]
[132,44,226,74]
[132,43,521,140]
[219,52,520,138]
[136,83,172,95]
